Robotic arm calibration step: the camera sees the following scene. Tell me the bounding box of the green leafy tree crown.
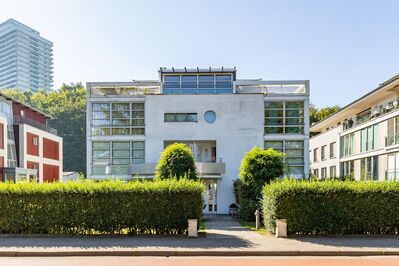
[155,143,197,180]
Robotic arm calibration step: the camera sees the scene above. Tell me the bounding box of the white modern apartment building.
[310,74,399,181]
[86,67,310,214]
[0,19,53,92]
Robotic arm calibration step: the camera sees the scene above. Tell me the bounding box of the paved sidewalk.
[0,215,398,256]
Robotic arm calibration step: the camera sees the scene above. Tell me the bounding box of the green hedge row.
[0,179,204,234]
[262,179,399,235]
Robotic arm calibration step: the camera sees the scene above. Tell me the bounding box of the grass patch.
[239,220,270,235]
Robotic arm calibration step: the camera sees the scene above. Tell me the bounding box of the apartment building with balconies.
[0,92,62,182]
[310,74,399,181]
[86,67,310,214]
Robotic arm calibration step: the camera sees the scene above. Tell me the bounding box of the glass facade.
[265,140,304,178]
[91,102,145,136]
[387,152,399,180]
[340,133,354,157]
[387,115,399,146]
[163,74,233,94]
[360,156,378,181]
[360,125,378,152]
[264,101,304,134]
[341,160,354,178]
[0,19,53,91]
[0,99,17,167]
[91,141,145,175]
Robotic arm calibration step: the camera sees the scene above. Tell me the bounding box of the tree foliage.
[235,147,285,220]
[2,83,86,174]
[239,147,285,193]
[155,143,197,180]
[310,104,340,125]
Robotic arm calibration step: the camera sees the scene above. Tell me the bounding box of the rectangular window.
[321,145,326,161]
[163,74,232,94]
[264,141,283,152]
[91,102,145,136]
[91,141,145,175]
[264,102,284,134]
[387,116,399,146]
[360,124,378,152]
[314,169,319,178]
[387,152,399,180]
[164,113,198,122]
[340,133,354,157]
[360,156,378,181]
[341,160,354,178]
[321,167,327,179]
[264,101,304,134]
[330,142,336,158]
[356,109,371,125]
[330,166,336,178]
[313,148,318,162]
[265,140,304,178]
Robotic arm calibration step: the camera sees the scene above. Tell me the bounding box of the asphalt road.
[0,256,398,266]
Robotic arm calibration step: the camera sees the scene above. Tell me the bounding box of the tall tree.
[2,83,86,174]
[310,104,340,125]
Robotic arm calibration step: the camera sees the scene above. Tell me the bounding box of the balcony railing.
[343,103,399,131]
[14,115,57,135]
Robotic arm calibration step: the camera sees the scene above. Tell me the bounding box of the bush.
[0,179,204,234]
[235,147,284,221]
[262,179,399,235]
[239,147,284,197]
[234,179,258,221]
[155,143,197,180]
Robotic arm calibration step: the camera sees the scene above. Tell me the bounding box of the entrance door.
[203,181,217,214]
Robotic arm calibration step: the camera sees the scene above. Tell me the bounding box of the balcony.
[14,115,57,135]
[130,160,225,178]
[343,101,399,131]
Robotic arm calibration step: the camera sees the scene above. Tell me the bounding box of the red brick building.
[0,93,62,182]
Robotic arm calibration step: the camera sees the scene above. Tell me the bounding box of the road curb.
[0,250,398,257]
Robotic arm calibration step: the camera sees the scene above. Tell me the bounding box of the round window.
[204,110,216,124]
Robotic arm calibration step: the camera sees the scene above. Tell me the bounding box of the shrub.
[155,143,197,180]
[235,147,284,221]
[262,179,399,235]
[234,179,258,221]
[239,147,285,196]
[0,179,204,234]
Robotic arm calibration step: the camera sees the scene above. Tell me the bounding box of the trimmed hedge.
[262,179,399,235]
[0,179,204,234]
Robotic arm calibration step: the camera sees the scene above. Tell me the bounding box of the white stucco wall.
[145,94,265,214]
[309,126,341,177]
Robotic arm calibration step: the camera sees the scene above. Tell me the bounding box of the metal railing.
[343,104,399,131]
[14,115,57,135]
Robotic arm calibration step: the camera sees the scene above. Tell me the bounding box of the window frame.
[164,113,198,123]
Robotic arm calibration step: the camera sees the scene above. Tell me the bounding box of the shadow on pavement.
[0,234,254,249]
[291,235,399,248]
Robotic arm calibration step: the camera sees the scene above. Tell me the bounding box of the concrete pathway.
[204,215,263,240]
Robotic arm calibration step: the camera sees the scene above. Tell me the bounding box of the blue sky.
[1,0,399,107]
